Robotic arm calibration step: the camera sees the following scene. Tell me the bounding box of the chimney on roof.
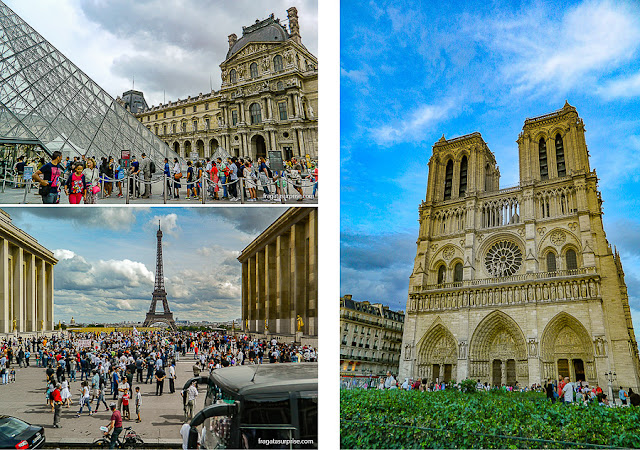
[287,7,301,45]
[228,33,237,49]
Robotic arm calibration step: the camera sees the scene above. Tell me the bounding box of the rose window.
[484,241,522,277]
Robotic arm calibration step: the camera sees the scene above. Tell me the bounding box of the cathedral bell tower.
[517,101,590,185]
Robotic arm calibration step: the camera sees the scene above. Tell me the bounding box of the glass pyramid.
[0,1,178,166]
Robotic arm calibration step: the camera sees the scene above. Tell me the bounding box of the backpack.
[150,161,156,174]
[265,165,273,178]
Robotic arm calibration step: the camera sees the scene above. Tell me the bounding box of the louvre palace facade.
[398,102,640,391]
[130,7,318,163]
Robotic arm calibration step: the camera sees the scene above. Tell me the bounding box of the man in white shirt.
[561,377,574,403]
[185,381,199,421]
[168,363,176,394]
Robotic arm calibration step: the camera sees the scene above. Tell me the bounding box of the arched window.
[229,69,236,83]
[566,249,578,271]
[273,55,283,72]
[437,265,447,284]
[443,160,453,200]
[555,134,566,177]
[539,137,548,180]
[546,252,556,272]
[249,103,262,124]
[459,156,468,197]
[453,263,463,282]
[250,62,258,78]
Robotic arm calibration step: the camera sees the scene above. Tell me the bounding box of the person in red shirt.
[52,384,63,428]
[105,402,123,449]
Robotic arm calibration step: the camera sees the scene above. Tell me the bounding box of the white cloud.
[372,99,460,145]
[597,71,640,99]
[477,0,640,95]
[146,213,180,237]
[53,249,76,261]
[341,67,369,84]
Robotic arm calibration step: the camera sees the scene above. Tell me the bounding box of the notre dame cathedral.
[399,102,640,391]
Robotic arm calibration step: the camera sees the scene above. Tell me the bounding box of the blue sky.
[4,207,286,324]
[340,0,640,336]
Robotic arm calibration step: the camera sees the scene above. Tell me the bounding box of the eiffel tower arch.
[0,1,181,167]
[143,222,177,330]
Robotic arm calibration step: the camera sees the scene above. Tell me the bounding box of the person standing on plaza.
[33,151,63,204]
[117,374,130,412]
[82,158,100,204]
[173,158,182,199]
[52,384,63,428]
[76,381,93,416]
[186,161,197,200]
[227,157,239,201]
[216,157,228,199]
[139,153,152,198]
[244,161,257,201]
[105,402,123,449]
[155,365,166,396]
[184,380,198,421]
[163,158,171,197]
[168,362,177,394]
[561,377,574,404]
[63,163,88,204]
[545,378,555,403]
[129,156,140,198]
[257,157,271,197]
[619,386,629,405]
[135,386,142,423]
[209,160,219,200]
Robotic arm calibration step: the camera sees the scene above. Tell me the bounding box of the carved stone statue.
[528,339,538,357]
[404,344,412,360]
[458,341,468,359]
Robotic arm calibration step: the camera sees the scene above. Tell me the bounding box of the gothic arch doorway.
[416,323,457,383]
[540,312,595,383]
[469,311,528,386]
[251,134,267,161]
[173,142,180,156]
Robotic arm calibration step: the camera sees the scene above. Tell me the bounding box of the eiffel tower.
[143,222,177,330]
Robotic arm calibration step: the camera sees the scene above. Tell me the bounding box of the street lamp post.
[605,370,617,406]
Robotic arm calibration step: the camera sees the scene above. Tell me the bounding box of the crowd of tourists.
[0,329,317,433]
[24,150,317,204]
[341,371,640,407]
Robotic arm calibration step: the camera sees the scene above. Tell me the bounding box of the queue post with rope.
[126,173,130,204]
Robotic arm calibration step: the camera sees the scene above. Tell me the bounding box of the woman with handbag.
[83,158,100,204]
[173,158,182,199]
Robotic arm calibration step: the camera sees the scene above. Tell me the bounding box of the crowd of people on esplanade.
[0,329,317,429]
[342,371,640,407]
[25,150,317,204]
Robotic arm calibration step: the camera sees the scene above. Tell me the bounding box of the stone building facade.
[0,210,57,334]
[130,7,318,162]
[340,295,404,376]
[238,208,317,340]
[399,103,640,391]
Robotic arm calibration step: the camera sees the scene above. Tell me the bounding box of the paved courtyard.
[0,356,208,447]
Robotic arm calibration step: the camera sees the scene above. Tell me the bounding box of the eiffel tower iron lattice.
[0,1,180,167]
[143,222,176,330]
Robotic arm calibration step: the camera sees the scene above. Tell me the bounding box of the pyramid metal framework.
[0,1,179,166]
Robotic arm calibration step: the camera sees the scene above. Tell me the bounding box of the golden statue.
[297,315,304,332]
[40,319,44,331]
[245,319,249,329]
[12,317,17,331]
[264,319,268,331]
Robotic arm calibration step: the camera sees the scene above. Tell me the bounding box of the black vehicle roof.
[210,363,317,401]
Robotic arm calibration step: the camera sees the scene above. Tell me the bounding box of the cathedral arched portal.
[540,312,595,383]
[469,311,528,386]
[415,322,457,384]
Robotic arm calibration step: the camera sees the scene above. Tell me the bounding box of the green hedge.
[341,388,640,448]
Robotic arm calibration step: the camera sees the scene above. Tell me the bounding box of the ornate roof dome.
[226,15,289,60]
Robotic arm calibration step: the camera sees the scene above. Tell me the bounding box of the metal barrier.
[340,419,622,449]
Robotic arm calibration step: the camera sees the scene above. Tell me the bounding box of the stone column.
[307,210,317,336]
[256,253,265,334]
[0,239,9,334]
[37,259,45,333]
[247,255,255,333]
[241,261,248,331]
[45,262,54,331]
[296,128,306,157]
[25,253,36,332]
[13,247,24,332]
[276,235,290,335]
[265,243,277,333]
[290,224,300,335]
[501,360,506,386]
[270,129,277,152]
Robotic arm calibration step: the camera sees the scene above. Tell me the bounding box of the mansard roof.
[226,14,290,60]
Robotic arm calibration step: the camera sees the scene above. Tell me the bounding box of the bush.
[340,389,640,449]
[460,378,477,394]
